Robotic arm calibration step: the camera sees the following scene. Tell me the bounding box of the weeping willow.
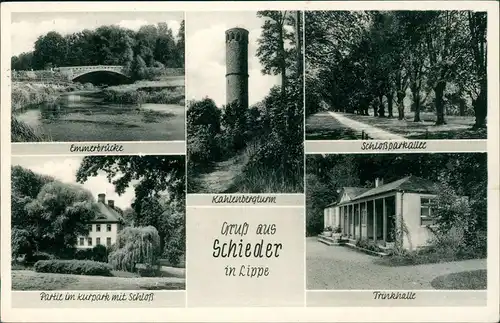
[108,226,161,272]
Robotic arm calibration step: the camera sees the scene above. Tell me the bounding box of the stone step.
[317,234,347,246]
[317,237,336,246]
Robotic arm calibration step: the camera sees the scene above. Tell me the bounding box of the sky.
[11,12,184,56]
[12,156,135,210]
[185,11,280,107]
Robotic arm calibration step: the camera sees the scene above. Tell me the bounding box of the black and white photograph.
[186,11,304,193]
[305,11,488,140]
[11,12,186,142]
[11,155,186,290]
[306,153,487,290]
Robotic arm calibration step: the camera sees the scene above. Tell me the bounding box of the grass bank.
[374,246,486,267]
[102,85,185,105]
[430,269,487,290]
[12,270,185,291]
[189,140,304,194]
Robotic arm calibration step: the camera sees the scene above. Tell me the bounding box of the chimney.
[98,193,105,203]
[375,178,384,188]
[108,200,115,209]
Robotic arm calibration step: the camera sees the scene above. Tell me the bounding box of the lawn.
[431,269,487,290]
[12,270,185,291]
[306,111,364,140]
[335,111,486,139]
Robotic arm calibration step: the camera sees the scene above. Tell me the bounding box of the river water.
[15,90,185,142]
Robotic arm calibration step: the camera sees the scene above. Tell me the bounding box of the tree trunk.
[377,95,385,117]
[397,91,405,120]
[413,93,421,122]
[387,92,394,118]
[473,81,487,129]
[434,81,447,125]
[459,99,466,117]
[363,98,369,115]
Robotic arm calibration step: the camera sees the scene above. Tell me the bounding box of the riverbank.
[12,82,95,112]
[12,82,96,142]
[102,83,185,105]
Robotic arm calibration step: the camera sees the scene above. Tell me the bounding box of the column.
[372,199,376,242]
[358,203,362,239]
[382,197,387,242]
[345,206,349,237]
[365,201,368,240]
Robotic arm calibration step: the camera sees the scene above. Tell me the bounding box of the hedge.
[34,260,113,276]
[24,252,56,266]
[74,245,108,262]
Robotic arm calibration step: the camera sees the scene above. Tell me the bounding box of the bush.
[73,245,108,262]
[25,252,56,266]
[356,239,383,253]
[82,83,95,90]
[136,264,161,277]
[74,249,93,260]
[34,260,112,276]
[92,245,108,262]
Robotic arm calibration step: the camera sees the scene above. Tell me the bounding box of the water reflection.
[15,90,185,142]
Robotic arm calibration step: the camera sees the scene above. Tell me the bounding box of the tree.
[187,98,222,164]
[257,11,293,98]
[76,155,185,211]
[305,155,361,236]
[467,12,487,129]
[11,165,54,199]
[12,21,185,71]
[221,101,248,151]
[21,181,98,256]
[420,11,469,125]
[108,226,161,272]
[130,55,147,80]
[154,22,179,68]
[177,20,185,68]
[33,31,67,69]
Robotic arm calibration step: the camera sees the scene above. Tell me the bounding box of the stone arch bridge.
[55,65,129,82]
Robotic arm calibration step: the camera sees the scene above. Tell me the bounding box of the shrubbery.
[24,252,56,266]
[108,226,161,272]
[187,81,304,193]
[34,260,113,276]
[101,88,185,105]
[356,239,383,253]
[74,245,108,262]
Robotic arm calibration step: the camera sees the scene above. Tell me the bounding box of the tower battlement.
[225,28,249,43]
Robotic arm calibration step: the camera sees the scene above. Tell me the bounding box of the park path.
[327,111,406,140]
[196,152,248,193]
[306,238,486,290]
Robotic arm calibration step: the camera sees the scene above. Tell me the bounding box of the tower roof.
[225,27,249,34]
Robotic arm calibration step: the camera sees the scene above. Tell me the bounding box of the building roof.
[325,187,371,208]
[339,175,438,205]
[344,187,371,199]
[91,202,124,223]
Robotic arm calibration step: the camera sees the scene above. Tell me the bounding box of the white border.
[1,1,499,322]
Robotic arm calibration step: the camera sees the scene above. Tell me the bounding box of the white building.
[76,193,124,249]
[323,176,444,250]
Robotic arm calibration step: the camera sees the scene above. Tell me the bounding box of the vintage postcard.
[0,1,498,323]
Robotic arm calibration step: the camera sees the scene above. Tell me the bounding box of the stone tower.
[225,27,249,109]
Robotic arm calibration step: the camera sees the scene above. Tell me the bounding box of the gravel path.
[306,237,486,290]
[327,111,406,140]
